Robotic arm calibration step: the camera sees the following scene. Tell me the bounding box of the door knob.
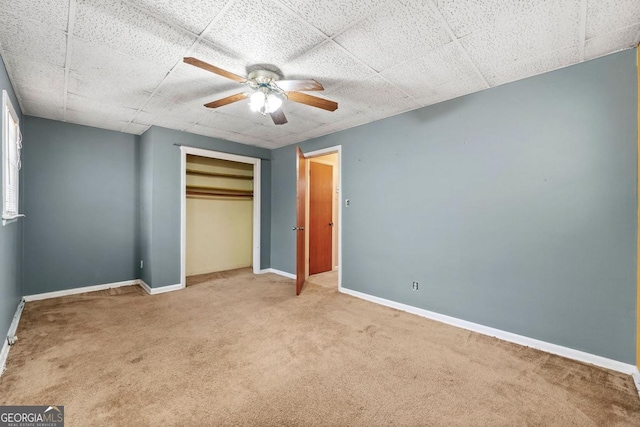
[292,226,305,231]
[329,222,334,226]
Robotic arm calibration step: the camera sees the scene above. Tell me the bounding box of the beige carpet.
[308,270,338,288]
[1,268,639,426]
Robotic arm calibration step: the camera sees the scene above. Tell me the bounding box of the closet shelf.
[186,169,253,180]
[185,185,253,199]
[187,191,253,199]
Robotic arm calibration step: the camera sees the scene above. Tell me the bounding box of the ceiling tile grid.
[0,0,638,147]
[203,0,326,65]
[74,0,197,69]
[277,0,388,37]
[125,0,228,35]
[334,0,452,72]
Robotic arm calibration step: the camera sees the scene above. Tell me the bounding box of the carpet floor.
[1,269,639,426]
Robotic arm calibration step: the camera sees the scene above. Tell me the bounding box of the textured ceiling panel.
[585,24,640,60]
[66,93,140,122]
[68,73,152,110]
[381,42,480,100]
[281,41,375,91]
[1,0,68,31]
[1,0,638,147]
[155,67,240,109]
[74,0,196,68]
[459,1,582,75]
[122,122,150,135]
[64,109,132,133]
[0,14,67,67]
[70,39,168,93]
[415,75,488,107]
[184,123,242,141]
[326,75,421,118]
[21,101,64,121]
[126,0,227,35]
[486,45,581,87]
[278,0,387,37]
[197,111,257,134]
[204,0,325,65]
[334,0,451,72]
[586,0,640,39]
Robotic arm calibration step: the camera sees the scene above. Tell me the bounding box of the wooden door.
[309,162,333,275]
[295,147,307,295]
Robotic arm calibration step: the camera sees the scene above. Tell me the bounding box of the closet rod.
[186,169,253,180]
[187,191,253,198]
[186,185,253,194]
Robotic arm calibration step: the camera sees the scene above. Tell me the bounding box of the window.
[2,90,22,225]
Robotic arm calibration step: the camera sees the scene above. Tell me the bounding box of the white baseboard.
[139,280,183,295]
[259,268,296,280]
[24,279,140,302]
[340,287,638,378]
[632,368,640,398]
[1,299,25,376]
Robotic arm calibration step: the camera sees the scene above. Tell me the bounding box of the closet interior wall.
[185,155,254,277]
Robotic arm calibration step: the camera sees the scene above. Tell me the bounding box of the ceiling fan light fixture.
[266,93,282,113]
[248,91,266,112]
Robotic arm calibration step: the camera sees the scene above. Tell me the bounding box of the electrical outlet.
[140,260,144,269]
[412,281,419,291]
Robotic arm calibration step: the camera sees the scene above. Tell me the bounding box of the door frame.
[303,145,342,290]
[180,146,262,288]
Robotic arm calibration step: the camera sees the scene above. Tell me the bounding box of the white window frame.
[2,90,22,226]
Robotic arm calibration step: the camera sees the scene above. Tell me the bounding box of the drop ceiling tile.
[122,122,151,135]
[22,101,64,121]
[459,1,582,75]
[242,123,296,140]
[585,24,640,60]
[381,42,480,100]
[187,41,248,78]
[64,109,130,133]
[70,38,168,93]
[486,45,581,87]
[141,95,209,123]
[66,93,140,122]
[267,133,306,148]
[68,72,152,110]
[334,0,451,72]
[278,0,387,37]
[586,0,640,39]
[4,54,64,96]
[281,41,375,92]
[277,100,346,126]
[204,0,325,65]
[0,14,67,67]
[14,80,64,108]
[184,123,241,141]
[1,0,68,31]
[154,68,240,109]
[415,75,487,107]
[74,0,197,69]
[227,133,268,147]
[212,100,273,126]
[326,75,421,118]
[437,1,557,39]
[126,0,228,35]
[197,111,257,133]
[149,116,197,131]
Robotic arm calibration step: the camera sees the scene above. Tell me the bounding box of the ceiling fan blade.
[275,79,324,91]
[204,92,248,108]
[270,109,288,125]
[183,57,247,83]
[287,91,338,111]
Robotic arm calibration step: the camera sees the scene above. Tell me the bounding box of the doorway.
[180,146,262,289]
[296,146,342,294]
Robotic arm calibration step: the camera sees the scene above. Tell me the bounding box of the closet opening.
[180,147,261,288]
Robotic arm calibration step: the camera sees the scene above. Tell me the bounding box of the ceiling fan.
[183,57,338,125]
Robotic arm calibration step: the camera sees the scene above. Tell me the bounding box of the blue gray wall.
[21,118,139,294]
[0,56,23,343]
[139,126,271,288]
[270,50,638,364]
